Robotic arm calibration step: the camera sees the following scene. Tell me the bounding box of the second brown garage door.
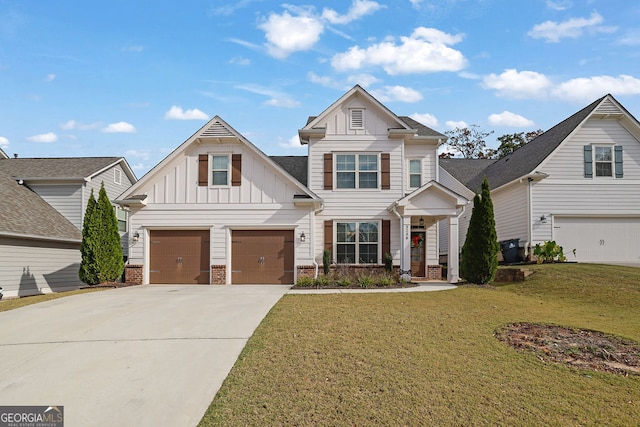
[149,230,210,284]
[231,230,294,284]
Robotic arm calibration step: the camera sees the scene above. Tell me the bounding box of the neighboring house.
[0,156,136,297]
[440,94,640,264]
[117,85,467,285]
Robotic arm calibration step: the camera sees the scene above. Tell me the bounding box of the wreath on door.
[411,234,424,248]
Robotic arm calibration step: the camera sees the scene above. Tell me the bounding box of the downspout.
[311,203,324,279]
[390,203,406,280]
[526,178,533,260]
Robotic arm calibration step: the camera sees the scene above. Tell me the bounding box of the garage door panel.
[149,230,210,284]
[554,217,640,263]
[232,230,294,284]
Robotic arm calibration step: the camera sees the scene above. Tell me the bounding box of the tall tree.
[460,177,499,284]
[78,182,124,285]
[441,125,495,159]
[493,129,544,159]
[79,189,99,285]
[94,182,124,283]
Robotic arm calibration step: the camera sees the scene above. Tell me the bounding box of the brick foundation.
[125,264,143,285]
[211,265,226,285]
[426,265,442,280]
[297,265,317,279]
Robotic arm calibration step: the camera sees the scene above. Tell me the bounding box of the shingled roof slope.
[0,157,124,180]
[0,169,81,241]
[270,156,308,186]
[439,158,497,191]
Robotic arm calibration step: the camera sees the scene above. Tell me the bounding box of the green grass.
[200,263,640,426]
[0,288,105,312]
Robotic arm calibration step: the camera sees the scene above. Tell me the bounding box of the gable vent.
[350,109,364,129]
[201,122,235,138]
[594,99,622,116]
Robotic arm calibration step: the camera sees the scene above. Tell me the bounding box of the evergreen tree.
[78,183,124,285]
[79,189,99,285]
[460,177,499,284]
[94,182,124,283]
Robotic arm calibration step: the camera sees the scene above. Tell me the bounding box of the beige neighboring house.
[117,85,467,285]
[0,156,136,297]
[440,94,640,264]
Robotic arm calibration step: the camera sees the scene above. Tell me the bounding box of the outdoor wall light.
[300,232,306,242]
[540,215,547,223]
[419,217,425,227]
[133,232,140,242]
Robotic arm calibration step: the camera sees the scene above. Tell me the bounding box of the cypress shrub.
[79,189,99,285]
[94,182,124,283]
[460,177,499,284]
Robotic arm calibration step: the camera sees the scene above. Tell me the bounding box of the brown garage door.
[232,230,294,284]
[149,230,210,284]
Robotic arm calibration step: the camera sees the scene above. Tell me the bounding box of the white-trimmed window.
[211,154,229,186]
[584,145,623,178]
[114,168,122,185]
[409,159,421,188]
[594,146,613,177]
[350,108,364,129]
[115,207,128,232]
[336,221,379,264]
[336,154,378,189]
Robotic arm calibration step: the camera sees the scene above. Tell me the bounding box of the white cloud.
[546,0,572,11]
[236,84,300,108]
[321,0,384,25]
[482,69,552,99]
[552,75,640,102]
[488,111,534,127]
[44,73,56,82]
[27,132,58,143]
[102,122,136,133]
[125,149,150,160]
[410,113,438,128]
[618,29,640,46]
[331,27,467,75]
[370,85,423,103]
[229,56,250,65]
[0,136,9,148]
[346,73,381,87]
[445,120,468,129]
[278,134,305,149]
[259,11,324,58]
[164,106,209,120]
[528,12,616,43]
[60,119,101,130]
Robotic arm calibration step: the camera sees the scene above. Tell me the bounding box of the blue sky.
[1,0,640,176]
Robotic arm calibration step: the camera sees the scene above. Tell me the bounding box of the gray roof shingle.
[270,156,308,186]
[0,157,123,180]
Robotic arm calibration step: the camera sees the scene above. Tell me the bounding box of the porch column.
[400,216,411,281]
[447,216,460,283]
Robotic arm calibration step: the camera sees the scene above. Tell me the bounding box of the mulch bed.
[495,323,640,376]
[83,282,140,289]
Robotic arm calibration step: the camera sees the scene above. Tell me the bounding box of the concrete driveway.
[0,284,290,427]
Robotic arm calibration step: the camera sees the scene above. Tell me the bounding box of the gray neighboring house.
[0,156,136,298]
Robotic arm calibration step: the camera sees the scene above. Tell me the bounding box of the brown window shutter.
[324,220,333,258]
[382,219,390,259]
[231,154,242,186]
[324,153,333,189]
[198,154,208,186]
[381,153,390,189]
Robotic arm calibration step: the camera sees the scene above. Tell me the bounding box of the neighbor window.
[409,159,421,188]
[336,221,379,264]
[116,207,128,232]
[211,155,229,185]
[336,154,378,189]
[114,169,122,185]
[594,146,613,177]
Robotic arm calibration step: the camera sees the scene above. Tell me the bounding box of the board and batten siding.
[29,184,83,229]
[0,237,82,298]
[533,118,640,244]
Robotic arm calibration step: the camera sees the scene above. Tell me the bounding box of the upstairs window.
[409,159,421,188]
[115,207,128,232]
[114,169,122,185]
[336,154,378,189]
[350,108,364,129]
[584,145,622,178]
[211,155,229,185]
[594,146,612,177]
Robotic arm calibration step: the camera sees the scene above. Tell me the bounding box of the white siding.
[405,144,438,189]
[492,183,529,244]
[29,184,83,229]
[0,237,82,298]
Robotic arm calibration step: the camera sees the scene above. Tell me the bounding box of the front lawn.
[200,263,640,426]
[0,288,105,312]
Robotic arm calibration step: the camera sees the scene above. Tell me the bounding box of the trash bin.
[500,239,520,264]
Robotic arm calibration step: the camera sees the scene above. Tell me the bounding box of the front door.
[411,231,426,277]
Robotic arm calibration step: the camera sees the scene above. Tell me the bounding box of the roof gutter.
[0,231,81,244]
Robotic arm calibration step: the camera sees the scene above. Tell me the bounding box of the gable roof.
[119,116,319,202]
[440,94,630,193]
[0,169,81,242]
[299,85,445,143]
[0,157,136,183]
[0,148,8,159]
